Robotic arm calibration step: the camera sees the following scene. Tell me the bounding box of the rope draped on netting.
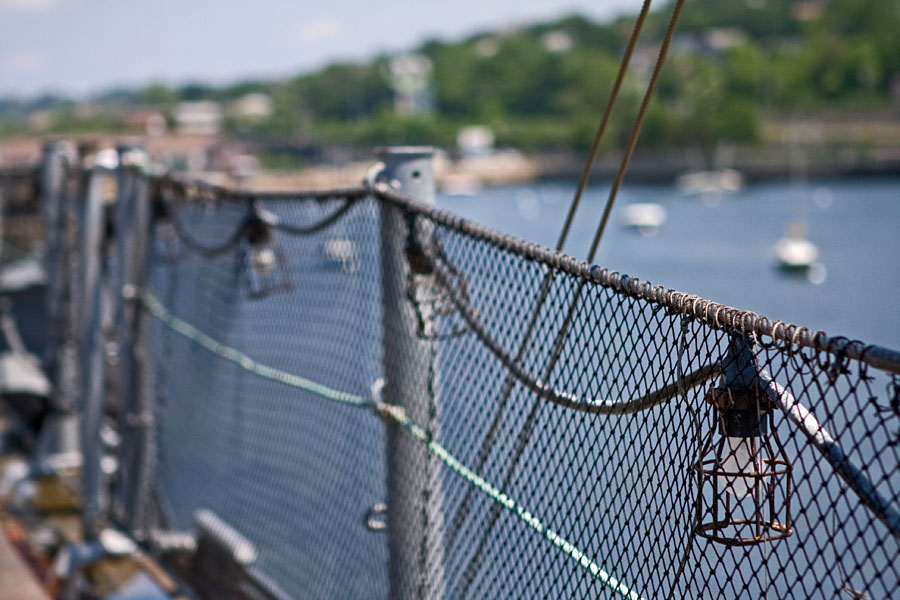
[152,175,900,376]
[151,175,900,519]
[8,150,899,598]
[139,285,645,599]
[370,184,900,375]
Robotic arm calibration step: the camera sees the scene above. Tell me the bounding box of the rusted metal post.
[378,147,445,599]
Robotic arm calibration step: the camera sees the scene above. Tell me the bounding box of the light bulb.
[251,246,277,278]
[718,436,761,498]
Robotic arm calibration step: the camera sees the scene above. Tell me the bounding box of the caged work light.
[240,213,291,299]
[693,340,793,546]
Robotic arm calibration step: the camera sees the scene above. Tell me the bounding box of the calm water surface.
[438,178,900,350]
[142,177,900,598]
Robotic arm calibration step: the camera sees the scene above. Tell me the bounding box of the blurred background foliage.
[1,0,898,156]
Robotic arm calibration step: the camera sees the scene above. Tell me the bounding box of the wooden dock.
[0,523,49,600]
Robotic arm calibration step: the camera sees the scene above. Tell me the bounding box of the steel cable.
[561,0,653,251]
[457,1,688,592]
[155,193,249,258]
[259,198,360,236]
[587,0,686,260]
[443,0,657,555]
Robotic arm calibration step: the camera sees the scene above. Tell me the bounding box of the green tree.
[138,83,177,106]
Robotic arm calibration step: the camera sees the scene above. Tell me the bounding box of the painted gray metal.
[378,147,445,600]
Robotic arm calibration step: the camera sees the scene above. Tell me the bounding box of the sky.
[0,0,643,98]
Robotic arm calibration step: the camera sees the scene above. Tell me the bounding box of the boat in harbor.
[0,0,897,597]
[773,236,818,271]
[620,202,667,236]
[772,221,819,271]
[675,167,744,197]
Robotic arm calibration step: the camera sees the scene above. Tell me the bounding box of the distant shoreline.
[3,135,899,192]
[534,143,900,184]
[186,144,900,195]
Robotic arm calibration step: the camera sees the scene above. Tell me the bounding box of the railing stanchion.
[377,147,445,600]
[35,143,82,466]
[125,170,156,537]
[110,154,131,524]
[41,142,66,379]
[79,165,110,539]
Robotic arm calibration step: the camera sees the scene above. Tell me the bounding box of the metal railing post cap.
[375,146,434,159]
[374,146,436,205]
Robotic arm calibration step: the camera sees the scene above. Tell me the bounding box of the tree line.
[2,0,898,156]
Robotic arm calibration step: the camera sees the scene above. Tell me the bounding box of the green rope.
[139,290,368,407]
[140,289,642,600]
[377,404,644,600]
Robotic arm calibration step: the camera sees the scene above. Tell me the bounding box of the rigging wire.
[457,1,687,593]
[587,0,686,262]
[446,0,656,554]
[560,0,653,252]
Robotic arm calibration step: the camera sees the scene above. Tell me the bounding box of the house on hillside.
[174,101,223,136]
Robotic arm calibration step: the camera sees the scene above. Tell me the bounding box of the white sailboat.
[620,202,667,236]
[772,133,827,283]
[772,220,827,284]
[773,221,819,271]
[675,167,744,197]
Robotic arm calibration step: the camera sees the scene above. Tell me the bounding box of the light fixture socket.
[693,385,793,546]
[240,214,291,299]
[709,387,770,437]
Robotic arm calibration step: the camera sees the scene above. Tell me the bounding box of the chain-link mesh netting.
[143,186,388,598]
[27,160,900,599]
[373,187,900,600]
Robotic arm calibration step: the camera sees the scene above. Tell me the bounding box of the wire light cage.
[694,383,793,546]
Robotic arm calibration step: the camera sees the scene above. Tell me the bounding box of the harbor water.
[146,175,899,598]
[438,177,900,350]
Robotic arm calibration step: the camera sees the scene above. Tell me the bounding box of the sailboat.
[772,220,818,271]
[772,131,827,283]
[675,167,743,197]
[675,143,744,201]
[620,202,667,236]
